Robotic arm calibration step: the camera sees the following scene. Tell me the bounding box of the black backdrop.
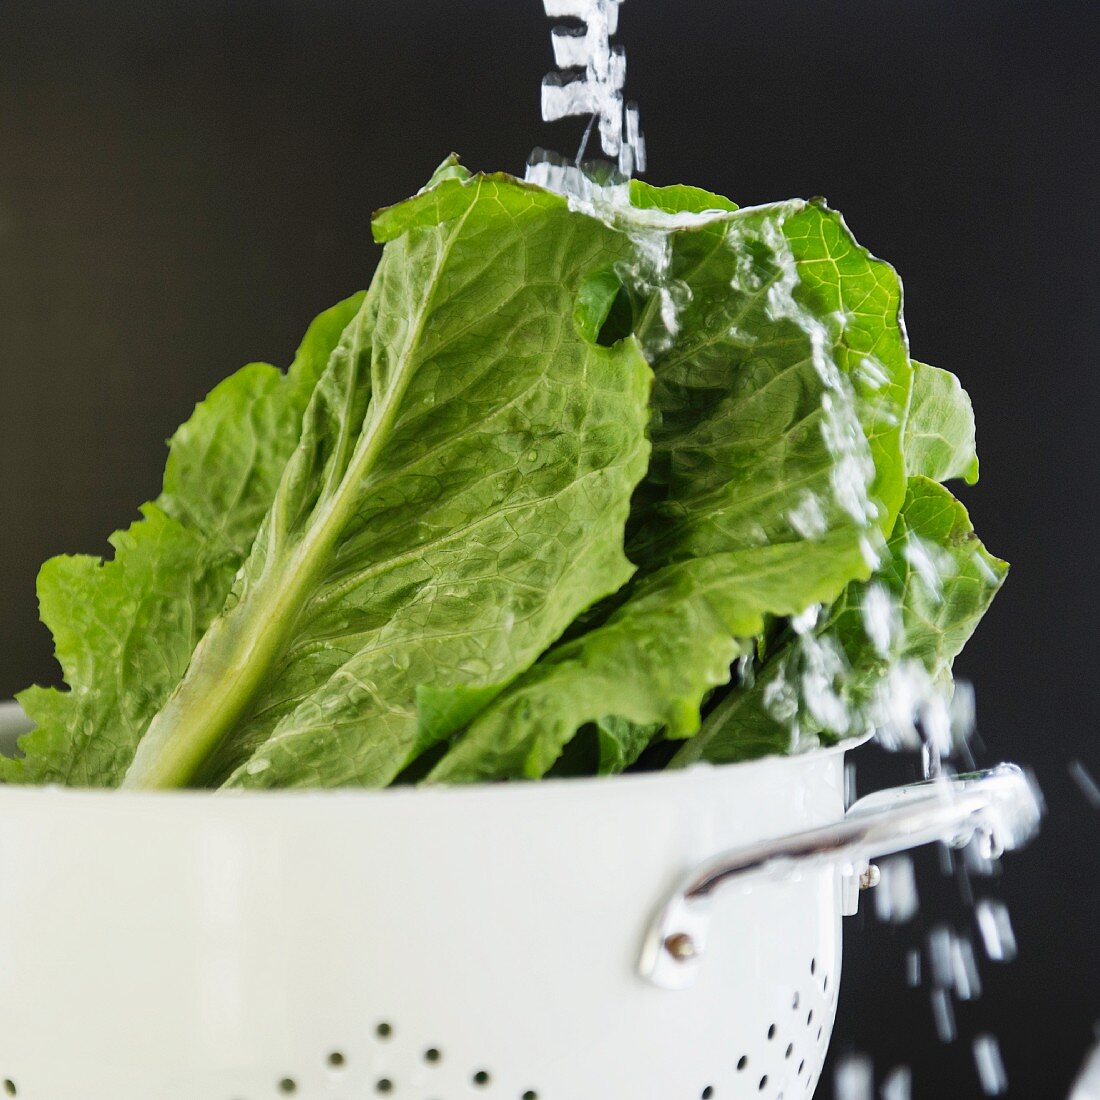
[1,2,1097,1096]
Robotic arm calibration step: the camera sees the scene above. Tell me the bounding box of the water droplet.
[874,856,919,924]
[833,1053,873,1100]
[458,657,493,677]
[905,948,922,988]
[930,988,957,1043]
[861,582,899,656]
[928,924,981,1002]
[974,900,1017,963]
[973,1034,1008,1095]
[790,605,821,635]
[1069,759,1100,810]
[881,1066,912,1100]
[1070,1031,1100,1098]
[788,491,828,539]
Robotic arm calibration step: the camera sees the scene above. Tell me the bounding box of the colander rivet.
[663,932,698,961]
[860,863,881,890]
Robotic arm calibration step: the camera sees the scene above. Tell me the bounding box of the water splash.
[838,828,1030,1098]
[527,35,1035,1085]
[536,0,646,176]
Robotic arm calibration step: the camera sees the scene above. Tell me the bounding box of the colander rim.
[0,692,869,805]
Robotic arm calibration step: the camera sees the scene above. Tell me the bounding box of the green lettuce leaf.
[11,159,1003,791]
[628,179,738,215]
[4,295,363,785]
[626,198,911,569]
[672,476,1008,766]
[904,360,979,484]
[429,531,870,782]
[122,172,653,790]
[429,192,913,780]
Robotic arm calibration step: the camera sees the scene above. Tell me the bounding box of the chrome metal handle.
[638,763,1041,989]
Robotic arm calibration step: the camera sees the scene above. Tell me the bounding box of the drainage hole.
[758,1076,768,1092]
[328,1051,346,1068]
[376,1021,394,1039]
[424,1048,442,1065]
[376,1079,394,1094]
[785,1043,794,1059]
[810,958,816,975]
[522,1092,539,1100]
[806,1010,814,1026]
[473,1070,492,1087]
[767,1023,777,1040]
[736,1055,748,1072]
[702,1088,714,1098]
[2,1083,14,1098]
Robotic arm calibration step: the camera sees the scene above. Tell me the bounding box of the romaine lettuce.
[5,160,1005,788]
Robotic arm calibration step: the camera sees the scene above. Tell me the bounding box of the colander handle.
[638,763,1041,989]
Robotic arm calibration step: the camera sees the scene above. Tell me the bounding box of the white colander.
[0,702,1039,1100]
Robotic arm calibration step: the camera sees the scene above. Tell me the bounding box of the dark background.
[1,1,1096,1096]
